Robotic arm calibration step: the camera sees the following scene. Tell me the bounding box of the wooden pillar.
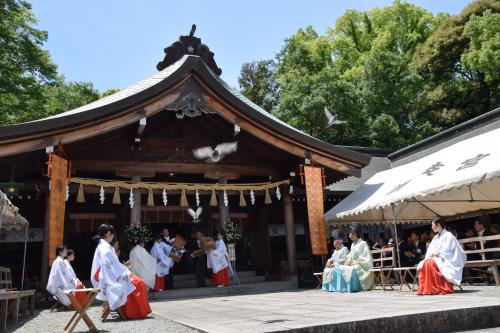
[218,178,229,230]
[283,190,297,275]
[41,193,50,283]
[130,176,141,225]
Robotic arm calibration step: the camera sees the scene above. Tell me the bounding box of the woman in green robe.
[329,224,374,292]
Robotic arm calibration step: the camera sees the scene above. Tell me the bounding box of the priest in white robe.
[322,239,349,291]
[47,245,76,306]
[91,226,135,310]
[150,234,174,291]
[417,217,466,295]
[129,240,157,290]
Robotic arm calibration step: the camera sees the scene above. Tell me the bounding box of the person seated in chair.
[417,217,466,295]
[322,239,349,292]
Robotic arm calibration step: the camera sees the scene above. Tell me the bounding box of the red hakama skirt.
[121,273,151,319]
[211,267,230,287]
[74,281,87,307]
[418,259,454,295]
[152,274,165,291]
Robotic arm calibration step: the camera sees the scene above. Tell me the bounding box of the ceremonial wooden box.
[172,235,187,249]
[200,237,216,251]
[191,249,204,257]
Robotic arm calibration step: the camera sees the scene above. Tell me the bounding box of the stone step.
[173,274,265,289]
[149,279,298,301]
[173,270,256,282]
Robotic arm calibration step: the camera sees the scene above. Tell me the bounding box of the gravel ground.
[6,305,199,333]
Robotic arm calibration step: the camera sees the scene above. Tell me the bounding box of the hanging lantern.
[210,190,218,206]
[180,189,188,207]
[147,188,154,206]
[276,186,281,200]
[195,189,200,207]
[239,190,247,207]
[112,187,121,205]
[162,189,168,206]
[99,186,105,205]
[76,184,85,203]
[250,189,255,205]
[223,189,228,207]
[129,188,134,208]
[265,189,272,204]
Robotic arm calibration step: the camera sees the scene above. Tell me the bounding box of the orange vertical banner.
[304,166,328,255]
[47,153,69,266]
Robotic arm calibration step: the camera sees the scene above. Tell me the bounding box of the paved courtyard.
[151,286,500,333]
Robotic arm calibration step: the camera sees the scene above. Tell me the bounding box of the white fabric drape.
[207,239,230,274]
[150,242,174,277]
[129,245,157,289]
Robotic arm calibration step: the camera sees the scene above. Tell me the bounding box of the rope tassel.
[180,189,188,207]
[239,190,247,207]
[210,190,218,206]
[112,187,121,205]
[147,189,154,206]
[76,184,85,203]
[265,189,272,204]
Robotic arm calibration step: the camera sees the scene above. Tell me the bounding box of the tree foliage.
[238,60,278,112]
[0,0,101,125]
[239,0,500,149]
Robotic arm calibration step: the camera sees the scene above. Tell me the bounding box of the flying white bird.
[192,141,238,163]
[324,107,347,128]
[187,206,203,223]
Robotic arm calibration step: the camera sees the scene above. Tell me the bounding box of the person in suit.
[474,220,498,259]
[410,232,426,262]
[191,231,207,287]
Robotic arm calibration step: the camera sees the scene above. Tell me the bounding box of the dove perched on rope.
[324,107,347,128]
[187,206,203,223]
[192,141,238,163]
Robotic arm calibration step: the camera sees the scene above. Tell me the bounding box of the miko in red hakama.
[418,260,454,295]
[211,267,230,287]
[152,274,165,292]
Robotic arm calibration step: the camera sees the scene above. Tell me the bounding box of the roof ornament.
[156,24,222,76]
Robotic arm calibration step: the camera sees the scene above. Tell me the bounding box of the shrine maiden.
[417,217,466,295]
[327,224,374,292]
[63,249,87,305]
[207,231,231,287]
[322,239,349,292]
[46,245,85,306]
[91,225,135,311]
[129,239,157,289]
[150,234,174,291]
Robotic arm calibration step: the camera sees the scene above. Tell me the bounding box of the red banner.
[47,153,69,266]
[304,166,328,255]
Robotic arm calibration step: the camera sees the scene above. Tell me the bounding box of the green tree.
[238,60,278,112]
[0,0,57,124]
[44,78,101,117]
[411,0,500,129]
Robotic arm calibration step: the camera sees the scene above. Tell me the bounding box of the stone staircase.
[149,270,297,301]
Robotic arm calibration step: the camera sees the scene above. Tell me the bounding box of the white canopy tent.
[0,190,29,290]
[325,127,500,226]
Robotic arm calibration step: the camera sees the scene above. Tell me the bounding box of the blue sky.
[31,0,471,92]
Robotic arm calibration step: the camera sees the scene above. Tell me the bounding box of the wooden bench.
[0,267,35,320]
[0,291,20,331]
[459,234,500,286]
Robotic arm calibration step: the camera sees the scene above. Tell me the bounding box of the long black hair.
[55,244,66,258]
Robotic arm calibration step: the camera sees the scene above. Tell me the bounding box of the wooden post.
[41,193,50,283]
[130,176,141,225]
[218,178,229,230]
[283,190,297,276]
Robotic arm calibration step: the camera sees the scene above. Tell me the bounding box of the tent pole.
[21,226,28,291]
[391,204,401,267]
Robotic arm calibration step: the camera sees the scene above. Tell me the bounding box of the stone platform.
[151,286,500,333]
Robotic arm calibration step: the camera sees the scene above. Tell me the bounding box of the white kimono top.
[150,241,174,277]
[207,239,230,274]
[64,259,80,284]
[46,256,77,306]
[323,246,349,284]
[129,245,157,289]
[417,229,466,285]
[90,239,135,310]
